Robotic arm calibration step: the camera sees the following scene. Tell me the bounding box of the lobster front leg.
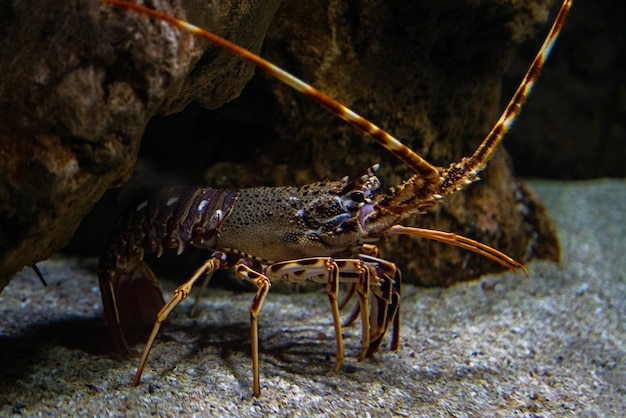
[132,253,228,387]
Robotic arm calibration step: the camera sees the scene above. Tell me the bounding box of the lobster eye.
[350,191,365,203]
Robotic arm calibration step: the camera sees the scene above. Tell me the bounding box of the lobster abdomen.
[98,186,237,351]
[100,186,238,275]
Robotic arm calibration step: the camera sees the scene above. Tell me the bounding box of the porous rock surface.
[0,0,280,291]
[1,0,560,291]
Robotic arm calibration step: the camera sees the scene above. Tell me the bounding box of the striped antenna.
[103,0,571,188]
[463,0,572,174]
[101,0,440,181]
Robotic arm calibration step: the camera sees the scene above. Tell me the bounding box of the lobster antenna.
[462,0,572,175]
[102,0,571,187]
[101,0,439,181]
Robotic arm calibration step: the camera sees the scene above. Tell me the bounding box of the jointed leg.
[188,270,216,318]
[339,244,379,322]
[132,254,226,386]
[265,257,346,373]
[234,261,271,398]
[354,263,371,361]
[262,256,400,379]
[368,271,401,355]
[358,255,401,356]
[324,260,344,372]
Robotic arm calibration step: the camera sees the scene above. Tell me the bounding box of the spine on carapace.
[99,186,238,276]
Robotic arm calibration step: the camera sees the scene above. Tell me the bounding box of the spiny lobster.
[99,0,572,397]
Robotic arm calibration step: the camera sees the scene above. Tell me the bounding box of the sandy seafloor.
[0,178,624,417]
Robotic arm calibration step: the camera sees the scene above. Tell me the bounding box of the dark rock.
[0,0,280,291]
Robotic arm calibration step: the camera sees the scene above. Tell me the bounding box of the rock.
[0,0,281,291]
[1,0,563,291]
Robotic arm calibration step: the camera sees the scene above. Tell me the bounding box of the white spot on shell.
[197,200,208,211]
[136,201,148,211]
[166,197,179,206]
[208,210,223,229]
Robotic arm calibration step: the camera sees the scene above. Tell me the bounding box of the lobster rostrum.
[99,0,572,397]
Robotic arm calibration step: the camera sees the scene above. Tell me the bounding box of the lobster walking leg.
[335,260,375,361]
[353,262,371,360]
[339,244,381,322]
[132,253,227,386]
[365,259,401,355]
[233,261,272,397]
[325,260,344,372]
[265,257,400,365]
[189,270,216,318]
[264,258,346,374]
[338,255,401,354]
